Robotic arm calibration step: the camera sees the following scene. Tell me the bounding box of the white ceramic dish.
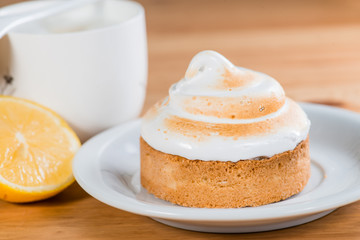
[73,103,360,233]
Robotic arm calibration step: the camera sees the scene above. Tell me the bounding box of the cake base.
[140,137,310,208]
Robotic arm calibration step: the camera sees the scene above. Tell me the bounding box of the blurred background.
[2,0,360,111]
[1,1,360,238]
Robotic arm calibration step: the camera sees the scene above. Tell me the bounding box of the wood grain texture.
[1,0,360,239]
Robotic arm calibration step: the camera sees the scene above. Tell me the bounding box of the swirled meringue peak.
[141,50,310,161]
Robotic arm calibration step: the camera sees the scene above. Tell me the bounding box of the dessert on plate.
[140,50,311,208]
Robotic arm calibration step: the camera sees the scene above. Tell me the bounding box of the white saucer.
[73,103,360,233]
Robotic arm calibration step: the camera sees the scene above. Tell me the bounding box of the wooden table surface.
[1,0,360,239]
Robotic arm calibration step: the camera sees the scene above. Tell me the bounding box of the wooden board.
[1,0,360,239]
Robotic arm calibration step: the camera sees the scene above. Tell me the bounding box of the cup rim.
[6,0,145,37]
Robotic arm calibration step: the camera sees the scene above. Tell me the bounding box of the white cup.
[0,0,147,142]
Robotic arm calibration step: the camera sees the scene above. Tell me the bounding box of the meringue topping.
[141,51,310,161]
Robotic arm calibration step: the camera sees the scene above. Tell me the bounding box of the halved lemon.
[0,96,81,202]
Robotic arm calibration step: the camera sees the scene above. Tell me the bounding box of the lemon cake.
[140,50,311,208]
